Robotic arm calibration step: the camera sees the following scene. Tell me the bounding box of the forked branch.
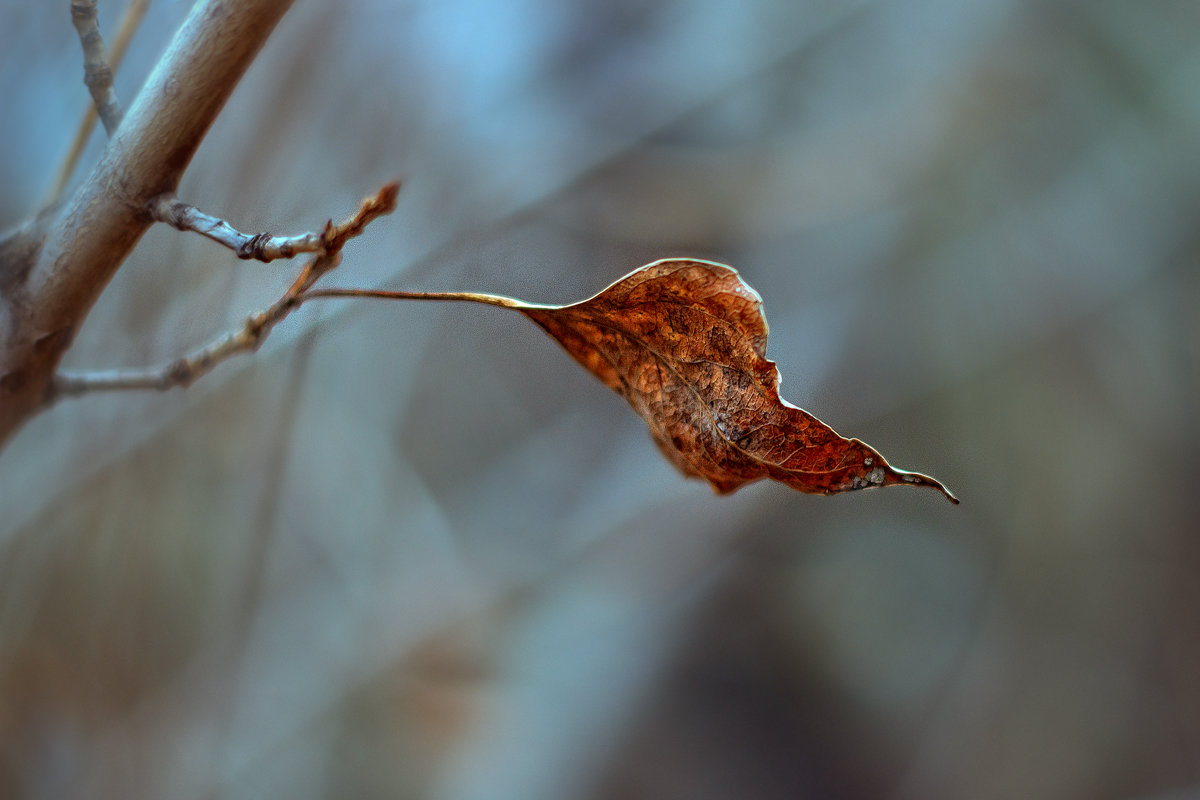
[0,0,296,453]
[52,182,399,399]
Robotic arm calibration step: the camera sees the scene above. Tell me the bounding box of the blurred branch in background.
[1,1,1199,799]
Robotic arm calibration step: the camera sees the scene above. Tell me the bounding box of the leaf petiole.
[303,287,534,310]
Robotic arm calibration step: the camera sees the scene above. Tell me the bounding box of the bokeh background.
[2,0,1199,797]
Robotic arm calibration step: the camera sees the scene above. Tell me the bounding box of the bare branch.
[70,0,124,136]
[55,302,298,396]
[51,182,399,400]
[0,0,295,451]
[149,195,324,262]
[49,0,151,204]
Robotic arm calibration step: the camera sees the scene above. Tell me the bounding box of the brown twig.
[70,0,124,136]
[52,182,399,399]
[49,0,151,204]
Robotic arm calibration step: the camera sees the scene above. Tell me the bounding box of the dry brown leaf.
[518,259,958,502]
[311,258,958,502]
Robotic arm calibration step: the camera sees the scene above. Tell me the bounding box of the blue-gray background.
[1,1,1198,798]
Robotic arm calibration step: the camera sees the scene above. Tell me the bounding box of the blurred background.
[2,0,1199,797]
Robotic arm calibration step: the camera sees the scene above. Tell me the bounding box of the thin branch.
[49,0,150,204]
[71,0,124,136]
[51,182,399,400]
[149,194,327,262]
[54,298,302,395]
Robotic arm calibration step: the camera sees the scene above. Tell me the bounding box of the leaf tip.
[889,468,959,505]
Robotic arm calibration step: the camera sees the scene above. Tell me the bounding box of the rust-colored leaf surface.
[519,259,958,503]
